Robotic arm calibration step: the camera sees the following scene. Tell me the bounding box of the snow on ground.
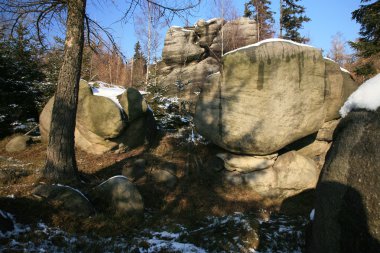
[340,73,380,117]
[89,81,125,109]
[224,38,315,56]
[310,209,315,221]
[0,209,309,253]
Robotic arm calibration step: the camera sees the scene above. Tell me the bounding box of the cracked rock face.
[195,41,356,155]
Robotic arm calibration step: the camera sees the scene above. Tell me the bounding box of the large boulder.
[194,18,225,48]
[78,95,125,139]
[40,80,155,154]
[118,88,148,122]
[162,27,204,65]
[90,176,144,216]
[210,17,257,54]
[195,40,326,155]
[323,60,358,121]
[40,80,93,142]
[341,69,358,103]
[158,57,220,99]
[223,151,319,199]
[309,109,380,253]
[5,135,31,152]
[324,59,344,121]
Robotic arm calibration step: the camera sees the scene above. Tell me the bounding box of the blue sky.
[86,0,364,59]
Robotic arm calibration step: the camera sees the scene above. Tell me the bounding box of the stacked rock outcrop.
[195,39,358,200]
[40,80,156,155]
[157,17,257,110]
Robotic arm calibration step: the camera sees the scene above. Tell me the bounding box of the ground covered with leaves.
[0,129,314,252]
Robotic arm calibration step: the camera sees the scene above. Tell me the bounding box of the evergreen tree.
[280,0,310,43]
[349,0,380,78]
[0,22,45,136]
[133,41,145,60]
[244,0,275,41]
[131,41,147,88]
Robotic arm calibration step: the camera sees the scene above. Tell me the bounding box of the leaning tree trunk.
[43,0,86,182]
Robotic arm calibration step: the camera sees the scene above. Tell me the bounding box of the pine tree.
[349,0,380,78]
[280,0,310,43]
[244,0,275,41]
[0,22,45,136]
[131,41,147,88]
[133,41,145,60]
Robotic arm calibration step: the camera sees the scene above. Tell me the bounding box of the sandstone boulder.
[223,151,319,199]
[33,184,95,217]
[5,135,31,152]
[316,119,340,142]
[195,40,326,155]
[90,176,144,216]
[162,27,204,65]
[309,109,380,253]
[78,95,125,139]
[210,17,257,54]
[194,18,225,48]
[118,88,148,122]
[158,57,220,99]
[40,80,155,154]
[341,69,358,103]
[324,59,344,121]
[150,169,177,188]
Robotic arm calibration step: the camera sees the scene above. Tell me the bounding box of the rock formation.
[195,40,357,155]
[40,80,156,155]
[156,17,257,110]
[309,108,380,253]
[194,39,358,200]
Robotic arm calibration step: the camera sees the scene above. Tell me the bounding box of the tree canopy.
[280,0,310,43]
[244,0,275,41]
[349,0,380,78]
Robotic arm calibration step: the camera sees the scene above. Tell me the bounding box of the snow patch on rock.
[224,38,315,56]
[340,73,380,117]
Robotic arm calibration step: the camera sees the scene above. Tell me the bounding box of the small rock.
[122,159,146,181]
[33,184,95,217]
[5,135,31,152]
[90,176,144,216]
[316,119,340,142]
[150,169,177,188]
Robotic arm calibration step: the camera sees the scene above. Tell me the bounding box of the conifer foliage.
[244,0,275,41]
[280,0,310,43]
[349,0,380,78]
[0,23,46,136]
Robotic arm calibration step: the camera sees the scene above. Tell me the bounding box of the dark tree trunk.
[43,0,86,182]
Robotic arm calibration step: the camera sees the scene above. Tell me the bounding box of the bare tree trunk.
[131,57,134,87]
[256,1,260,41]
[108,53,113,84]
[279,0,283,38]
[44,0,86,182]
[221,0,224,56]
[146,1,152,87]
